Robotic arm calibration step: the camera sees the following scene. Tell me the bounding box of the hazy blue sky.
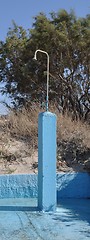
[0,0,90,40]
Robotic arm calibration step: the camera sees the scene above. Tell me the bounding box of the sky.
[0,0,90,41]
[0,0,90,114]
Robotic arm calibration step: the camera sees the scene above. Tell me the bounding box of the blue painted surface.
[0,173,90,239]
[0,199,90,239]
[0,172,90,199]
[0,174,37,199]
[57,172,90,200]
[38,112,57,211]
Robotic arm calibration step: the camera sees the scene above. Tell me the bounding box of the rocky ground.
[0,114,90,174]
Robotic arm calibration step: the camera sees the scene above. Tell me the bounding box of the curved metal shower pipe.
[33,49,49,111]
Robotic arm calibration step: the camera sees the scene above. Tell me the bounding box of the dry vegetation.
[0,105,90,174]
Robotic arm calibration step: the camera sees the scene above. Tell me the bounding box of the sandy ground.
[0,116,89,174]
[0,119,72,175]
[0,134,72,175]
[0,116,38,174]
[0,136,38,174]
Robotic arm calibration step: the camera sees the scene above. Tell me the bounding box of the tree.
[0,11,90,120]
[0,21,30,106]
[49,10,90,120]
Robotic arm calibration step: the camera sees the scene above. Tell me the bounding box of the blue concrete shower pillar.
[38,111,57,212]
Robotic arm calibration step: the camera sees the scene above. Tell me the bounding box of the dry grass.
[7,107,39,151]
[8,108,38,137]
[0,105,90,173]
[6,105,90,150]
[57,113,90,149]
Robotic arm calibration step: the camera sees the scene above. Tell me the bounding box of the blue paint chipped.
[0,173,90,239]
[0,172,90,199]
[0,174,38,199]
